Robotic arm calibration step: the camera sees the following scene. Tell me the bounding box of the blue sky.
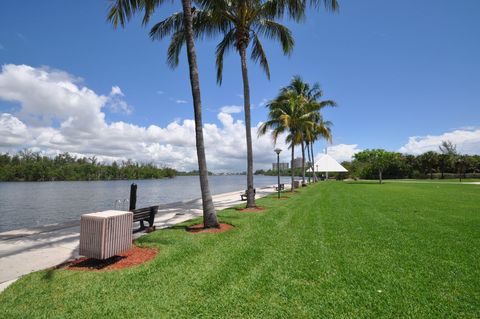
[0,0,479,171]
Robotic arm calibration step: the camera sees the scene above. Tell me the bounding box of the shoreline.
[0,185,280,292]
[0,176,294,233]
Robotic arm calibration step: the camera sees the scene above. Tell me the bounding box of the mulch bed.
[186,223,234,234]
[236,206,267,213]
[62,246,158,271]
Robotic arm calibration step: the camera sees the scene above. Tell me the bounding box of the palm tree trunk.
[311,142,317,182]
[306,142,311,183]
[291,142,295,191]
[238,44,255,208]
[181,0,218,228]
[301,138,306,186]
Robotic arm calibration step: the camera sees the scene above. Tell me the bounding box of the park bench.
[240,189,256,201]
[131,205,159,232]
[275,184,285,191]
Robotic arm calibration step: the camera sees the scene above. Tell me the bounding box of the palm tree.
[306,116,332,181]
[107,0,219,228]
[205,0,300,207]
[259,90,316,191]
[419,151,438,179]
[209,0,337,204]
[280,76,335,184]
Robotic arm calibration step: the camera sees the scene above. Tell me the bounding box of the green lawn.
[1,182,479,318]
[387,178,480,183]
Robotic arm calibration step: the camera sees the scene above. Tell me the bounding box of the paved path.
[0,186,279,292]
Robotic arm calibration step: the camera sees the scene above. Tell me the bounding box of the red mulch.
[186,223,234,234]
[236,206,267,213]
[63,246,157,271]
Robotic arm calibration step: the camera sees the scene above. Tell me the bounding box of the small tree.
[439,140,457,178]
[456,155,467,182]
[418,151,438,179]
[354,149,395,184]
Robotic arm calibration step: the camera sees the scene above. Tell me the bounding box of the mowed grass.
[1,182,479,318]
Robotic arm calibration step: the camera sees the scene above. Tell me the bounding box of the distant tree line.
[254,168,304,177]
[0,150,177,182]
[176,170,214,176]
[340,141,480,182]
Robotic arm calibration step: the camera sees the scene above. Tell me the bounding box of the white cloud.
[110,86,124,96]
[107,85,132,114]
[175,99,188,104]
[0,113,30,146]
[0,64,104,129]
[0,64,291,172]
[156,90,164,95]
[399,129,480,155]
[108,88,132,115]
[314,144,362,163]
[220,105,242,114]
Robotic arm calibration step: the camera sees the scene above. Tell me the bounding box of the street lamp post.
[274,148,282,199]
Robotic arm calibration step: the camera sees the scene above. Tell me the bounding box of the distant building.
[291,157,303,169]
[272,162,289,171]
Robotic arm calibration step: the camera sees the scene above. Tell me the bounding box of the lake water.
[0,175,293,232]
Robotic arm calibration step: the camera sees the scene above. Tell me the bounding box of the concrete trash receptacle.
[80,210,133,259]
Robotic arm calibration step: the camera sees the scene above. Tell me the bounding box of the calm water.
[0,175,292,232]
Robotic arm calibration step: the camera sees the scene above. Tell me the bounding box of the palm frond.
[261,0,306,22]
[317,99,337,108]
[309,0,339,12]
[149,12,184,40]
[255,19,294,55]
[215,28,236,84]
[166,31,186,68]
[250,32,270,79]
[107,0,163,28]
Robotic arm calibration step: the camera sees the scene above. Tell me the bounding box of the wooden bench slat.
[130,205,159,232]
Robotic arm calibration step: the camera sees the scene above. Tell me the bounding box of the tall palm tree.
[209,0,338,203]
[206,0,299,207]
[107,0,219,228]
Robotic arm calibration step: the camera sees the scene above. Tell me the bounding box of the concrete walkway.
[0,185,279,292]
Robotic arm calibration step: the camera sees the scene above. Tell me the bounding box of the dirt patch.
[63,246,157,271]
[186,223,234,234]
[236,206,267,213]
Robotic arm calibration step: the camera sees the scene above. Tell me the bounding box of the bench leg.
[140,220,145,230]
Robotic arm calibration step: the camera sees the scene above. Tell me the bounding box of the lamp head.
[274,148,282,155]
